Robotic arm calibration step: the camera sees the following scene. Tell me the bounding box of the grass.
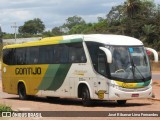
[0,104,13,112]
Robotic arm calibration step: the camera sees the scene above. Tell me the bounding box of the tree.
[52,27,64,36]
[122,0,142,37]
[142,24,156,36]
[106,5,126,35]
[62,16,86,31]
[124,0,141,18]
[107,5,124,24]
[42,31,53,37]
[19,18,45,34]
[91,20,109,34]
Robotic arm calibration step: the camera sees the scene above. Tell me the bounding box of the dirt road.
[0,79,160,120]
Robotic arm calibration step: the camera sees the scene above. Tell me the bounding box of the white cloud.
[0,0,159,33]
[101,2,123,7]
[14,11,31,20]
[155,0,160,4]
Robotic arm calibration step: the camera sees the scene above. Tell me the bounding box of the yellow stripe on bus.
[115,81,139,88]
[3,36,63,49]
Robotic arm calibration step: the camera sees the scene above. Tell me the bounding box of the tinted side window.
[26,47,39,64]
[39,44,69,64]
[69,43,86,63]
[15,48,26,65]
[86,42,110,77]
[39,45,54,64]
[3,49,13,65]
[3,42,86,65]
[86,42,101,71]
[54,45,62,63]
[98,50,107,76]
[60,44,69,63]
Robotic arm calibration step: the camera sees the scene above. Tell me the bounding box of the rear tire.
[117,100,127,105]
[81,87,91,106]
[18,83,28,100]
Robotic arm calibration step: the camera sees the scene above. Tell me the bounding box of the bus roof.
[64,34,143,46]
[3,34,143,49]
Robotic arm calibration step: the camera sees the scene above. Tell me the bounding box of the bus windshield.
[109,46,151,82]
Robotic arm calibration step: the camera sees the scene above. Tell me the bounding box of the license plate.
[132,94,139,97]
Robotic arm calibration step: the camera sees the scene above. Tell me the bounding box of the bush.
[0,104,13,112]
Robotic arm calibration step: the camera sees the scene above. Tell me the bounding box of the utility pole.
[11,22,18,43]
[0,24,2,43]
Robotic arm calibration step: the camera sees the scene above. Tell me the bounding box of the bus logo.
[15,67,41,75]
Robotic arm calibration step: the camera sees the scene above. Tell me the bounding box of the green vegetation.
[18,18,45,35]
[1,0,160,51]
[0,104,13,112]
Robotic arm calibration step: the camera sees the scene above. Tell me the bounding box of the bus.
[2,34,159,106]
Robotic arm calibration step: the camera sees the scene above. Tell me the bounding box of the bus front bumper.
[108,85,152,100]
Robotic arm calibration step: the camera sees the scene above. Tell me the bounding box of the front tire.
[18,83,28,100]
[81,87,91,106]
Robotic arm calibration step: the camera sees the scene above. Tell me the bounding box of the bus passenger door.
[96,51,109,100]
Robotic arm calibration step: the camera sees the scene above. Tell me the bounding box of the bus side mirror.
[145,47,159,62]
[99,47,112,63]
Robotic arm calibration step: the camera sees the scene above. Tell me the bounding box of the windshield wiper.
[130,58,136,80]
[133,64,145,82]
[130,58,145,82]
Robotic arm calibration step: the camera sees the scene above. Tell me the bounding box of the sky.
[0,0,160,33]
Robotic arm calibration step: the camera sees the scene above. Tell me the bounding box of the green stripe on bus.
[38,64,71,91]
[59,38,83,44]
[137,80,151,87]
[38,64,60,90]
[48,64,72,90]
[143,80,151,86]
[70,38,83,43]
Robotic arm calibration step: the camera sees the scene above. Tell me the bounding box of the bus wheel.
[18,83,28,100]
[81,87,91,106]
[117,100,126,105]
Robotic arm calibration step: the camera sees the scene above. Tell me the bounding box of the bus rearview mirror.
[145,47,159,62]
[99,47,112,63]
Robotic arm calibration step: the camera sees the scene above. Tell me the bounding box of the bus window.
[39,45,55,64]
[98,51,107,76]
[39,46,46,64]
[54,45,62,63]
[26,47,39,64]
[3,49,14,65]
[86,42,101,71]
[69,43,86,63]
[69,49,77,63]
[15,48,26,65]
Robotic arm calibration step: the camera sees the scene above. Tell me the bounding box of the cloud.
[0,0,159,33]
[155,0,160,4]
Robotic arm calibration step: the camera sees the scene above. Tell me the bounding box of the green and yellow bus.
[2,34,158,106]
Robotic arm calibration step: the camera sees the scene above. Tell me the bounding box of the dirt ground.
[0,74,160,120]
